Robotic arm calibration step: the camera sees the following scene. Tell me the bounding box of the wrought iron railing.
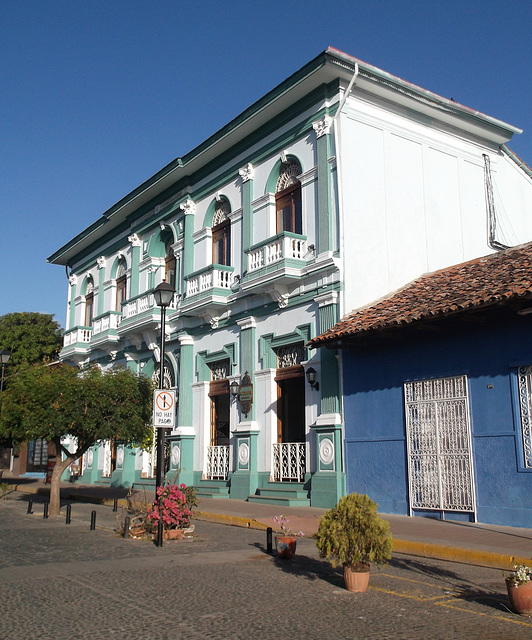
[206,445,230,480]
[272,442,306,482]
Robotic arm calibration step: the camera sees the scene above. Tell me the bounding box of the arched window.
[212,200,231,266]
[84,278,94,327]
[115,259,127,311]
[276,160,302,235]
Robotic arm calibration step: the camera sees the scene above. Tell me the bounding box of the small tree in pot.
[315,492,392,592]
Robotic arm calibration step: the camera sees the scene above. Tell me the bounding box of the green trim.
[259,324,312,369]
[196,343,238,383]
[242,176,253,271]
[316,129,333,253]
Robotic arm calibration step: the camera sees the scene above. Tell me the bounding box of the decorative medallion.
[171,444,180,467]
[319,437,335,466]
[116,447,124,468]
[238,442,250,466]
[87,449,94,468]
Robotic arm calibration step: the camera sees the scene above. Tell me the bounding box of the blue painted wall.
[342,314,532,528]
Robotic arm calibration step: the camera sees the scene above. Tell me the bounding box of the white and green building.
[48,48,532,508]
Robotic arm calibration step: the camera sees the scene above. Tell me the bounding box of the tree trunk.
[48,456,73,516]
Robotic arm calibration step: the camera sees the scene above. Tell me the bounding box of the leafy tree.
[0,312,63,374]
[0,363,153,516]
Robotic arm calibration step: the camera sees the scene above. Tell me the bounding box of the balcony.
[60,326,92,360]
[90,311,122,348]
[243,233,308,291]
[181,265,234,316]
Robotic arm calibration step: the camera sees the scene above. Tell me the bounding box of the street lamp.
[0,349,11,393]
[153,281,175,547]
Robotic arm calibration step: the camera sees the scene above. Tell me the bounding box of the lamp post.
[0,349,11,394]
[152,281,175,547]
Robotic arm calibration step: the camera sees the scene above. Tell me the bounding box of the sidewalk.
[3,475,531,570]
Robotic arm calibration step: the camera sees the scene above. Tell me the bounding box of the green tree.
[0,312,63,374]
[0,363,153,516]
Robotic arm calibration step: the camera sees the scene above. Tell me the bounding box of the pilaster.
[313,115,333,254]
[128,233,142,298]
[239,164,254,276]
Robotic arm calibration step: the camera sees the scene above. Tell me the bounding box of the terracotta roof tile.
[309,242,532,347]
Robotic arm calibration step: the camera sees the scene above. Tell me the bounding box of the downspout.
[483,154,509,251]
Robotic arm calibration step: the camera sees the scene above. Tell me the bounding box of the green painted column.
[310,290,345,508]
[128,233,141,298]
[231,316,259,499]
[174,333,194,486]
[239,163,254,276]
[96,257,106,316]
[313,115,333,254]
[181,199,196,280]
[317,292,340,416]
[68,274,77,330]
[236,316,256,422]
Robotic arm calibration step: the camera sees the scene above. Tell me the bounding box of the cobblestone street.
[1,496,531,639]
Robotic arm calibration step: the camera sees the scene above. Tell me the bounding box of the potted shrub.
[146,483,194,540]
[272,515,304,559]
[505,563,532,615]
[315,492,392,592]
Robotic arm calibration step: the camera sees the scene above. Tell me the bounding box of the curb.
[194,510,269,531]
[392,539,529,571]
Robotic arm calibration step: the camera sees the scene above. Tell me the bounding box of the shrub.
[315,492,392,570]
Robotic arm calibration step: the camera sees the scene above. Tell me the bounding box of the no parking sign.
[153,389,176,428]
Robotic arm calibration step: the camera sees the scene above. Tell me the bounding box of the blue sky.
[1,0,531,328]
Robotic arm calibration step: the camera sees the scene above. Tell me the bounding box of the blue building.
[310,243,532,528]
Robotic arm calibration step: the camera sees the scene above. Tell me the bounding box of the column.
[180,199,195,280]
[239,163,254,276]
[170,333,194,486]
[128,233,141,298]
[231,316,259,499]
[310,290,345,508]
[96,257,106,316]
[313,115,333,255]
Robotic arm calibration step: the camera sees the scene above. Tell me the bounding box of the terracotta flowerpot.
[163,528,185,540]
[275,535,297,559]
[344,564,371,593]
[506,579,532,615]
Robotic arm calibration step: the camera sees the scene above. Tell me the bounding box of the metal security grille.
[404,376,476,517]
[517,366,532,468]
[206,445,230,480]
[272,442,306,482]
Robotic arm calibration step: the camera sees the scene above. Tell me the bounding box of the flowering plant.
[273,514,304,537]
[147,484,192,531]
[507,563,532,587]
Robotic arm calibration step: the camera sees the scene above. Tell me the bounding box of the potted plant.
[315,492,392,592]
[272,515,304,559]
[505,563,532,615]
[146,483,194,540]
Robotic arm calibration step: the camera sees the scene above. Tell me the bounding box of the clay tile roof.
[309,242,532,348]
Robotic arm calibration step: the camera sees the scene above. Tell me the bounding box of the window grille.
[517,366,532,468]
[404,375,476,516]
[275,343,305,369]
[209,359,230,381]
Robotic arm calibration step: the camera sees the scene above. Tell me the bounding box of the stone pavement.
[2,475,531,570]
[1,493,532,640]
